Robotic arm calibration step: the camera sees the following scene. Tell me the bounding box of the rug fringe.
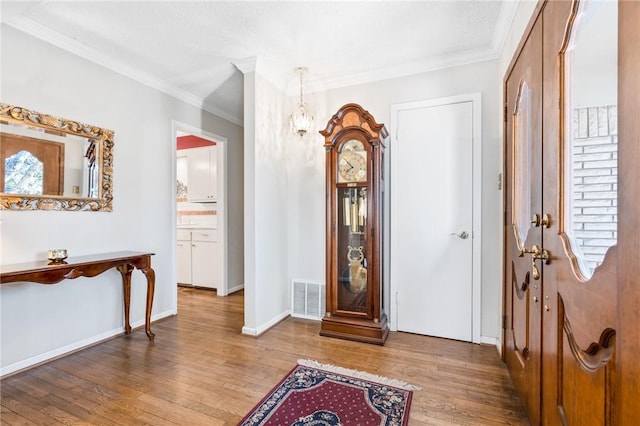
[297,359,422,391]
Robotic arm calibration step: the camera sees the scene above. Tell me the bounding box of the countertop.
[177,224,216,230]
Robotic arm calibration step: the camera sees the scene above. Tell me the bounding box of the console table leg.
[116,264,134,334]
[141,266,156,340]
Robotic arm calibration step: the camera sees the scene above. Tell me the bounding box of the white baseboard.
[227,284,244,294]
[480,335,502,356]
[242,310,291,337]
[0,308,176,378]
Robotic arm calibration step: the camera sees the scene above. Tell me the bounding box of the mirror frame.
[0,103,113,211]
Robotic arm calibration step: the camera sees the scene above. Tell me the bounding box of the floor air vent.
[291,279,325,320]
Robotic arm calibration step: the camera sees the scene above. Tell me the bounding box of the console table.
[1,251,156,340]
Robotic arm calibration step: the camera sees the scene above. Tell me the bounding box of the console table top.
[1,251,155,278]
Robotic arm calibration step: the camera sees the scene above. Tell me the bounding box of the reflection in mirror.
[4,150,45,195]
[562,0,617,279]
[0,103,113,211]
[513,80,532,251]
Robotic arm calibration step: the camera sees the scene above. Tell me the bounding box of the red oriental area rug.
[238,359,419,426]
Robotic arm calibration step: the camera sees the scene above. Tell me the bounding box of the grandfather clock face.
[337,139,367,183]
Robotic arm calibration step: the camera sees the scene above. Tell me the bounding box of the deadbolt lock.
[531,214,541,227]
[541,213,551,228]
[531,213,551,228]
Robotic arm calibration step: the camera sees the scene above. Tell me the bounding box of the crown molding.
[5,2,522,123]
[491,0,521,53]
[5,17,244,126]
[301,47,500,95]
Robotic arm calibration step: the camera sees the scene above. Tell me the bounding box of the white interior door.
[390,94,480,342]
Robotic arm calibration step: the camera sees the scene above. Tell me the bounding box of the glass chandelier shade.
[290,67,314,137]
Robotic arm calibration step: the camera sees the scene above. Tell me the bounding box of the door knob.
[450,231,469,239]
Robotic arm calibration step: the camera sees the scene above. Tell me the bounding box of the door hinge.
[502,314,507,329]
[503,105,508,122]
[504,211,507,226]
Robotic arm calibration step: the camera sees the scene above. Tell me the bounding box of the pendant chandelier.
[290,67,314,137]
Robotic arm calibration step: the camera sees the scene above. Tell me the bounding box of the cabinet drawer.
[177,229,191,241]
[192,230,217,242]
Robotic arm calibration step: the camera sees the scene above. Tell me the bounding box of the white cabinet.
[191,230,218,289]
[187,146,217,202]
[176,229,192,284]
[176,228,218,289]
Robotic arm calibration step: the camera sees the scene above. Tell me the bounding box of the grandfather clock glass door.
[337,186,368,314]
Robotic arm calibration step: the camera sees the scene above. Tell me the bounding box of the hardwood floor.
[1,287,529,425]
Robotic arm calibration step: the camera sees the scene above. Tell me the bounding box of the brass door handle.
[533,247,550,263]
[520,245,551,280]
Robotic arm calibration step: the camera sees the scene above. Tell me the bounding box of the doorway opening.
[172,121,228,311]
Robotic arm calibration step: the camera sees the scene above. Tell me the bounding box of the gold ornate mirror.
[0,103,113,211]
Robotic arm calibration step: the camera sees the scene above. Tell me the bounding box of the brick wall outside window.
[571,105,617,273]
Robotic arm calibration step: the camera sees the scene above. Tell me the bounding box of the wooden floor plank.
[1,287,529,425]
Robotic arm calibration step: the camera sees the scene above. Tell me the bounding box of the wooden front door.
[503,13,543,425]
[540,1,618,424]
[0,133,64,196]
[504,0,630,424]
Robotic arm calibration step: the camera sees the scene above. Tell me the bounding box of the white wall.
[0,25,243,375]
[241,65,291,334]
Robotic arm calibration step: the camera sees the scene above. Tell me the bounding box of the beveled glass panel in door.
[513,80,533,251]
[562,0,618,279]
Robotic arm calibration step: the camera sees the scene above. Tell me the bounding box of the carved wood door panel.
[503,14,543,426]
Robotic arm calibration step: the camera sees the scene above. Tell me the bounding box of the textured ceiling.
[1,1,518,125]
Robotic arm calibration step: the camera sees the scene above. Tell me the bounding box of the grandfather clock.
[320,103,389,345]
